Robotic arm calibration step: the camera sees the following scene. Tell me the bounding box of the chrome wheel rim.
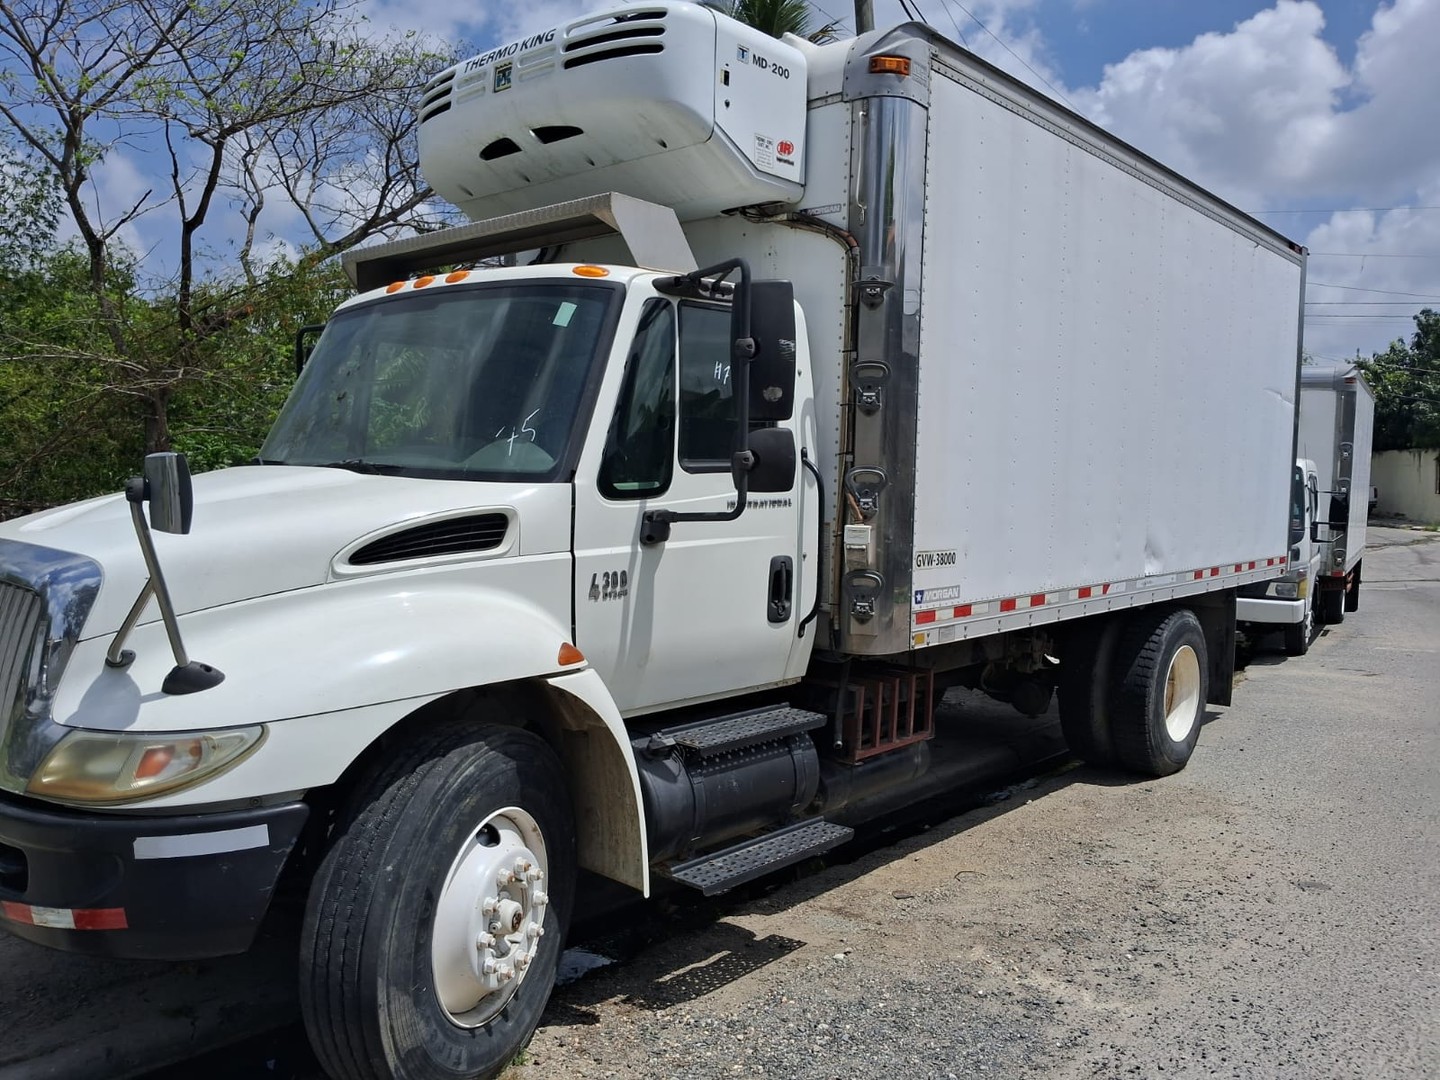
[431,806,549,1028]
[1162,644,1202,743]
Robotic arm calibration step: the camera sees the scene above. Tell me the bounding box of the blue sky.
[349,0,1440,363]
[74,0,1438,363]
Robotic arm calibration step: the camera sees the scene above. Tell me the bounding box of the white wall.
[1371,449,1440,525]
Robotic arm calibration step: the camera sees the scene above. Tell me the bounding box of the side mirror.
[743,281,796,422]
[745,427,796,493]
[142,452,194,535]
[295,323,325,375]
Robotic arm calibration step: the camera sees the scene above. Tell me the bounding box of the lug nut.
[498,869,515,886]
[516,953,530,970]
[482,958,498,975]
[533,890,548,907]
[476,932,494,949]
[481,897,498,916]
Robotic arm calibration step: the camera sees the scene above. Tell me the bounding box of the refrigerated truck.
[1238,366,1373,648]
[0,5,1304,1078]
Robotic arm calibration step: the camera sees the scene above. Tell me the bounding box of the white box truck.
[1238,366,1374,651]
[0,5,1303,1077]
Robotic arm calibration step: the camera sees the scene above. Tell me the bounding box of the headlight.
[1273,582,1298,599]
[27,726,265,804]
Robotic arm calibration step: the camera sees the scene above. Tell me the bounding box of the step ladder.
[664,819,854,896]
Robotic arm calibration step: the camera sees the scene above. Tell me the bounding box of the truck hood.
[0,466,571,640]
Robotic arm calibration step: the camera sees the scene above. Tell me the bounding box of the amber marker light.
[557,642,586,666]
[870,55,912,76]
[386,281,405,293]
[572,265,610,278]
[414,275,436,288]
[445,270,470,283]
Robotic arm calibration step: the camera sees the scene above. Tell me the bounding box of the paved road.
[501,526,1439,1079]
[1,526,1435,1079]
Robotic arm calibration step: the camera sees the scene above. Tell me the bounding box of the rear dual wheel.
[1109,609,1208,777]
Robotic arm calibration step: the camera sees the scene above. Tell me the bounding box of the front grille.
[0,582,44,746]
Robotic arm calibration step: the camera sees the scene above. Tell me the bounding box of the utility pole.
[855,0,873,33]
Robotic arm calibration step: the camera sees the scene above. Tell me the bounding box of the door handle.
[768,556,793,624]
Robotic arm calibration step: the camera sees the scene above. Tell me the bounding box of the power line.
[938,0,1074,108]
[1308,281,1440,301]
[805,1,853,33]
[1248,206,1440,214]
[919,0,968,48]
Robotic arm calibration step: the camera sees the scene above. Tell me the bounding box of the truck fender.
[542,667,649,895]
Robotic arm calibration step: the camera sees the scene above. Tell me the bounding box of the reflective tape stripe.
[0,901,127,930]
[133,824,270,861]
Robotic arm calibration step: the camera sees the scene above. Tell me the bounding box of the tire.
[1110,609,1208,777]
[1282,594,1313,657]
[300,724,576,1080]
[1319,585,1345,625]
[1057,619,1121,766]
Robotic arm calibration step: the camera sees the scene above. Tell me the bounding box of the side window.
[678,303,735,470]
[599,300,675,499]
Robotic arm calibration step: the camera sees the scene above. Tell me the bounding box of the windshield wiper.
[316,459,401,475]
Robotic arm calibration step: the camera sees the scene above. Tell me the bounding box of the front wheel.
[1283,594,1314,657]
[1110,609,1208,777]
[1319,585,1345,625]
[301,724,575,1080]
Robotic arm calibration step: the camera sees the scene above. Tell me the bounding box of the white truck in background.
[0,5,1304,1078]
[1238,366,1374,652]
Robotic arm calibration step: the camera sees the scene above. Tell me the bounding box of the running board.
[643,706,828,759]
[663,819,854,896]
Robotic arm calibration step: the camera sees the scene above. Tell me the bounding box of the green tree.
[0,0,454,463]
[714,1,843,42]
[1356,309,1440,451]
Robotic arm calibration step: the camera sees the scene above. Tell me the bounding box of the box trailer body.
[1238,366,1374,641]
[0,6,1304,1079]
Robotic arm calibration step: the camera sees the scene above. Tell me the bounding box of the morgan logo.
[777,140,795,156]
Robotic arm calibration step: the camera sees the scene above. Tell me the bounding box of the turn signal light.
[557,643,586,666]
[870,55,911,76]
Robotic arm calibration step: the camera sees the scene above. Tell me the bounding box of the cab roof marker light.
[870,55,911,76]
[386,281,406,293]
[445,270,470,283]
[572,265,609,278]
[414,275,436,288]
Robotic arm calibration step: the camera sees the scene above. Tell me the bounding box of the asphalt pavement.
[1,525,1435,1079]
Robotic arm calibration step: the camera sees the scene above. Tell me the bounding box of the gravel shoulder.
[507,532,1440,1080]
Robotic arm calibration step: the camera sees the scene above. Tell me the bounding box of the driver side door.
[572,295,804,715]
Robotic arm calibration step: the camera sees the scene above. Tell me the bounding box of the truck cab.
[1238,459,1322,655]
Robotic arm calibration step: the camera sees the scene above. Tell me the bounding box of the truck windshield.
[260,282,617,480]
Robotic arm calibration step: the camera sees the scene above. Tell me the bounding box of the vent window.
[349,515,509,566]
[479,137,523,161]
[562,25,664,52]
[564,43,664,70]
[532,125,584,145]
